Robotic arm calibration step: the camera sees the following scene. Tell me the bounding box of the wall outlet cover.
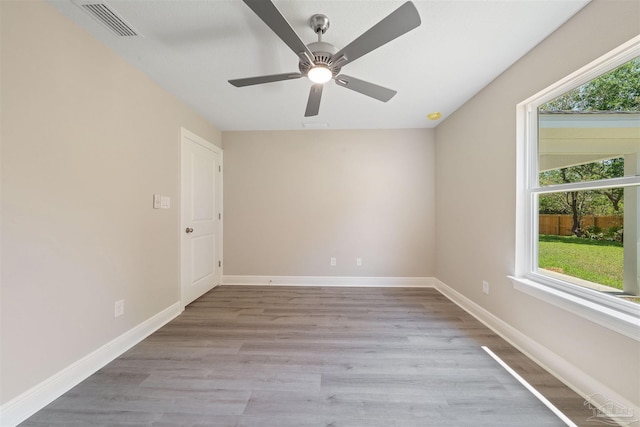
[114,300,125,318]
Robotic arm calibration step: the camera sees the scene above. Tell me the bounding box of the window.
[512,36,640,340]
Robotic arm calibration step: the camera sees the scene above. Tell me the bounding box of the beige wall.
[223,129,435,277]
[435,0,639,408]
[0,1,221,403]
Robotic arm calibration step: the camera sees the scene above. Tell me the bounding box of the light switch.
[153,194,161,209]
[161,196,171,209]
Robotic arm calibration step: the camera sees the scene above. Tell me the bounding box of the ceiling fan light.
[307,66,332,84]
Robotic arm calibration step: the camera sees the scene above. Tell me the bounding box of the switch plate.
[161,196,170,209]
[153,194,161,209]
[356,257,362,266]
[482,281,489,295]
[330,257,336,267]
[114,299,125,318]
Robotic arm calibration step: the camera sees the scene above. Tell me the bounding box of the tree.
[541,58,640,112]
[596,158,624,213]
[538,158,624,236]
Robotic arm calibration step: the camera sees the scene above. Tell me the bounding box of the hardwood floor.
[21,286,616,426]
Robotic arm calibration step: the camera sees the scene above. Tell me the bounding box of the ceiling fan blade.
[242,0,316,64]
[334,75,397,102]
[229,73,303,87]
[304,84,323,117]
[331,2,420,68]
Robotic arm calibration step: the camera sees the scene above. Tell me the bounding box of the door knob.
[185,227,194,234]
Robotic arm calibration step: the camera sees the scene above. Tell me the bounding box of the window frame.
[511,35,640,341]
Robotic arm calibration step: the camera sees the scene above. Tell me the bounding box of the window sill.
[508,275,640,342]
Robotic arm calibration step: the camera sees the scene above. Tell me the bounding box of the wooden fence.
[539,214,623,236]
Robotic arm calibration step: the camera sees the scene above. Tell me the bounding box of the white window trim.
[511,35,640,342]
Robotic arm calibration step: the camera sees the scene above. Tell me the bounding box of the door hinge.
[218,260,222,268]
[218,213,221,220]
[219,165,221,172]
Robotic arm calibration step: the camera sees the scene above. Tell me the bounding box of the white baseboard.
[433,279,640,427]
[0,302,182,427]
[223,275,436,288]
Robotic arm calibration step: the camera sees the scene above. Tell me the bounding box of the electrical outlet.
[114,299,125,318]
[482,281,489,295]
[330,257,336,267]
[356,257,362,266]
[153,194,161,209]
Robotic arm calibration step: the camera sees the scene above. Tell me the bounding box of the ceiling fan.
[229,1,421,117]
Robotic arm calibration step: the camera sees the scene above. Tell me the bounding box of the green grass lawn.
[538,235,624,290]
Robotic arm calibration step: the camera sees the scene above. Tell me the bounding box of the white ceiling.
[49,0,590,131]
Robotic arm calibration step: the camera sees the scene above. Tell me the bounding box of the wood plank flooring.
[21,286,616,426]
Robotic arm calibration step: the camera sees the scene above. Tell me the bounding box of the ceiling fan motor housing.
[299,41,342,77]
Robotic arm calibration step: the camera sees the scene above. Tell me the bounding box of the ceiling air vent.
[73,0,139,37]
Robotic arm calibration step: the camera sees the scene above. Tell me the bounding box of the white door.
[181,128,222,307]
